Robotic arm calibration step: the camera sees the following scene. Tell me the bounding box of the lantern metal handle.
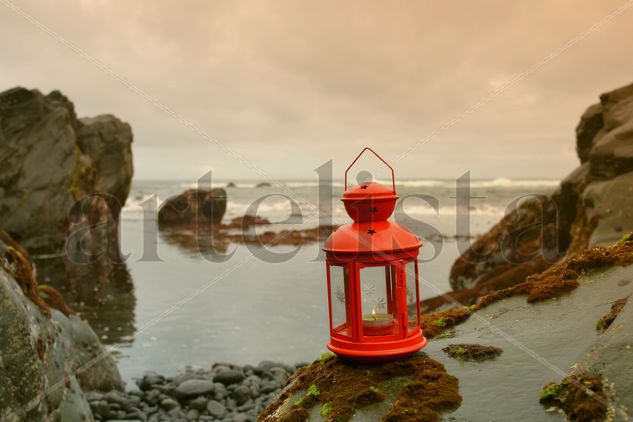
[344,147,396,192]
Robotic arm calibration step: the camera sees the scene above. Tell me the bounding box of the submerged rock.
[442,344,503,362]
[158,188,227,227]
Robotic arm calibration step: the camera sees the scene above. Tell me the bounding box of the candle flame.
[371,308,377,320]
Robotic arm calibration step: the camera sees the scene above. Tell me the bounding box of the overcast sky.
[1,0,632,181]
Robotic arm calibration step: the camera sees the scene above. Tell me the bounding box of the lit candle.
[362,309,395,335]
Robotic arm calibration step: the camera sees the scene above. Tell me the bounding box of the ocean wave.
[165,178,559,190]
[468,178,559,188]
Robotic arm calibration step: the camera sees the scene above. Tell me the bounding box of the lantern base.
[327,330,427,362]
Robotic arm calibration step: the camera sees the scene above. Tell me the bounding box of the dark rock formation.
[77,114,133,215]
[158,188,227,227]
[435,81,633,310]
[0,88,79,251]
[576,103,603,163]
[0,87,133,254]
[0,232,122,421]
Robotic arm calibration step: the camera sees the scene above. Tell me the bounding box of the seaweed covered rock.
[439,80,633,311]
[260,354,461,422]
[0,232,122,421]
[412,238,633,420]
[0,86,133,254]
[539,374,607,422]
[158,188,227,227]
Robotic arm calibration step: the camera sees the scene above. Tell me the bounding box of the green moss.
[539,383,561,401]
[307,384,320,397]
[619,233,632,244]
[368,386,380,393]
[317,352,335,364]
[363,370,373,378]
[454,347,467,358]
[433,317,447,327]
[320,402,332,416]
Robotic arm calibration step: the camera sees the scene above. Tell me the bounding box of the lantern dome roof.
[323,221,422,257]
[342,182,398,222]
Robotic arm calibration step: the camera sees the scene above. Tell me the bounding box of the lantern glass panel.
[404,260,420,333]
[328,265,351,336]
[360,265,399,337]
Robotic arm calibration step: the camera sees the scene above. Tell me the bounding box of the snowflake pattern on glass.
[373,297,386,311]
[335,287,346,304]
[361,284,376,302]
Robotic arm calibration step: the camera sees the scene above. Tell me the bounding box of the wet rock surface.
[420,241,633,421]
[86,361,296,422]
[0,232,122,421]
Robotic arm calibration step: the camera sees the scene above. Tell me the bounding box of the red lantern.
[323,148,427,361]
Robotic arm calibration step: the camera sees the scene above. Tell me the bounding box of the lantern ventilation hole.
[367,229,376,235]
[369,207,378,213]
[360,184,368,190]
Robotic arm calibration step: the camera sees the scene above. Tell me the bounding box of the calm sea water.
[95,178,558,384]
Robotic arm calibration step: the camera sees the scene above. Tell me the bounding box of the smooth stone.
[104,390,131,408]
[160,398,179,410]
[188,396,209,411]
[213,370,245,385]
[259,381,279,394]
[269,367,288,382]
[138,373,165,391]
[124,409,147,421]
[174,379,215,398]
[231,385,251,406]
[232,414,254,422]
[207,400,227,418]
[93,400,116,419]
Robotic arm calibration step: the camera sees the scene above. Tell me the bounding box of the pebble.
[207,399,227,417]
[213,369,245,385]
[173,379,215,398]
[159,398,179,410]
[188,396,208,411]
